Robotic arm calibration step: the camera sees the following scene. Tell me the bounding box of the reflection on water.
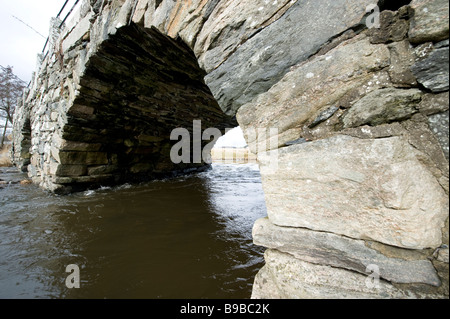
[0,164,266,299]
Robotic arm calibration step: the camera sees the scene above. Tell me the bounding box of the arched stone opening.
[10,0,449,299]
[50,23,236,192]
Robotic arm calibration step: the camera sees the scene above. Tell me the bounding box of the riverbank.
[0,145,12,167]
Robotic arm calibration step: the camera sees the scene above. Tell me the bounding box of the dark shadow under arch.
[378,0,412,11]
[55,23,236,190]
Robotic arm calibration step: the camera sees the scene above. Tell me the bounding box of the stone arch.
[14,0,388,191]
[45,23,236,192]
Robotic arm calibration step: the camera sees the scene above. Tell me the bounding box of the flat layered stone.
[409,0,449,44]
[400,115,449,194]
[53,176,74,184]
[206,0,378,115]
[62,12,93,53]
[428,111,450,160]
[258,135,449,249]
[52,149,86,164]
[52,134,102,152]
[437,248,449,263]
[388,40,418,87]
[49,162,87,177]
[85,152,109,165]
[253,218,441,286]
[130,163,154,173]
[252,250,442,299]
[342,88,423,128]
[419,92,450,115]
[368,10,410,44]
[71,174,114,184]
[411,45,449,93]
[88,165,118,175]
[51,150,108,165]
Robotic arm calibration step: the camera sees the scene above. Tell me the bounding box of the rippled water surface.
[0,163,267,299]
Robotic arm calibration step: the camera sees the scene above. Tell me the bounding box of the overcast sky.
[214,127,247,148]
[0,0,70,83]
[0,0,245,146]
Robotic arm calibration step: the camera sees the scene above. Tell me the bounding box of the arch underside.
[52,23,236,191]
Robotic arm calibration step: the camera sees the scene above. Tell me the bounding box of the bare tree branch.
[0,65,25,148]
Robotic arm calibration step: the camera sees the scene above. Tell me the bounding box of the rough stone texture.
[10,93,31,172]
[62,11,93,52]
[368,9,410,44]
[206,0,378,115]
[192,0,298,73]
[428,111,450,160]
[258,135,448,250]
[132,0,299,70]
[409,0,450,44]
[399,115,450,196]
[237,35,391,154]
[252,250,443,299]
[418,92,449,115]
[437,248,449,263]
[11,0,450,299]
[411,43,449,92]
[388,40,418,87]
[253,218,441,286]
[342,88,423,128]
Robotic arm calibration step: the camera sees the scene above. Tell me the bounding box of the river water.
[0,163,267,299]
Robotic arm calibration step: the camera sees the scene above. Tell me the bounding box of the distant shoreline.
[0,145,12,167]
[211,147,257,164]
[2,146,258,168]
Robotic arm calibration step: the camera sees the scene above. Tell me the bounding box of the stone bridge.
[11,0,449,298]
